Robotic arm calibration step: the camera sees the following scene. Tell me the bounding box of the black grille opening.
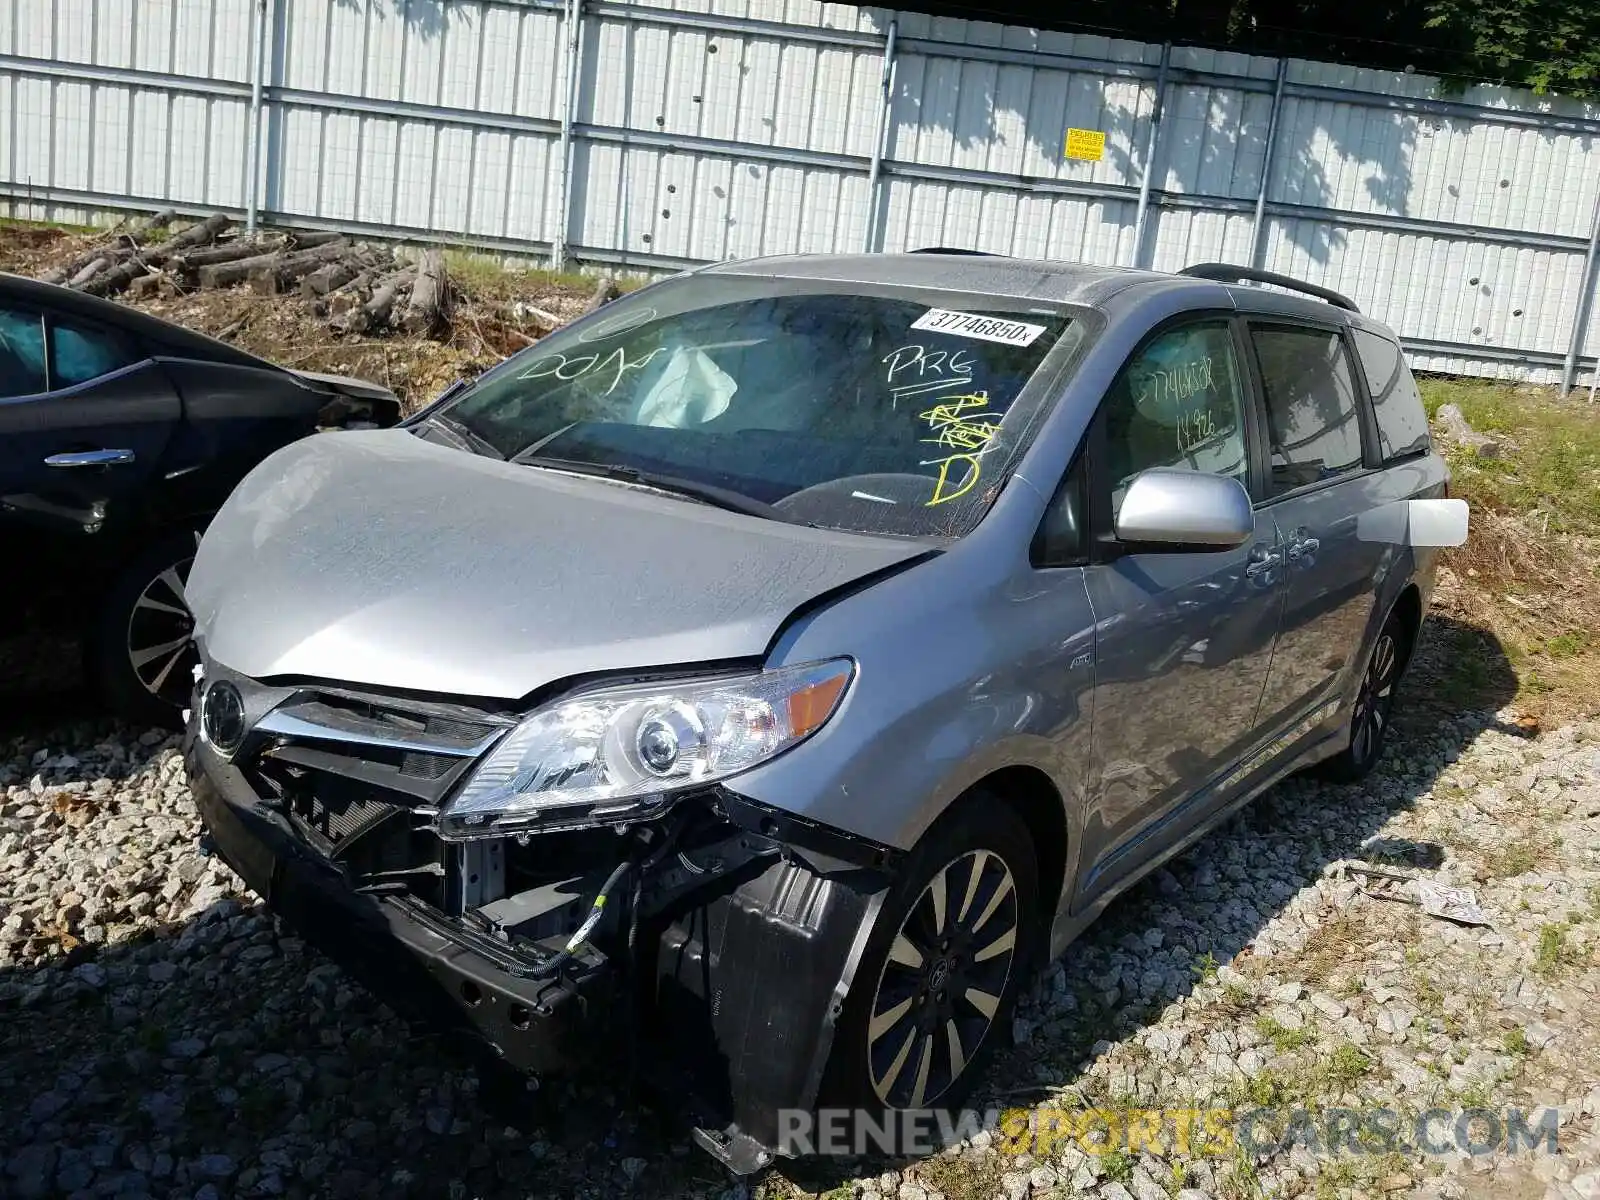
[401,751,456,780]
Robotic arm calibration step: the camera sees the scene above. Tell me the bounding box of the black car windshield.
[437,275,1080,537]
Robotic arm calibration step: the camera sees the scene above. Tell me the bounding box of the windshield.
[437,275,1081,538]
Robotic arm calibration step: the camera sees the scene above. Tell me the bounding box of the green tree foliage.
[931,0,1600,97]
[1423,0,1600,96]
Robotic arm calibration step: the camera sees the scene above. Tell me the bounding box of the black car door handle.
[44,448,136,468]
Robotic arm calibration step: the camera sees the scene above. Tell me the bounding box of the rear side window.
[50,318,141,389]
[1250,326,1364,497]
[0,306,48,398]
[1352,329,1431,462]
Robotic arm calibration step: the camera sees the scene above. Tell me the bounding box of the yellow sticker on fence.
[1064,127,1106,161]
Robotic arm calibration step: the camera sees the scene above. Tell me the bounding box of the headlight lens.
[438,659,854,839]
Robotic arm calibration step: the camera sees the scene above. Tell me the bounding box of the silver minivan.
[184,254,1450,1170]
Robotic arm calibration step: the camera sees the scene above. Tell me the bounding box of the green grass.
[1534,922,1571,976]
[1545,630,1592,658]
[1419,376,1600,536]
[1215,980,1255,1017]
[1480,833,1552,879]
[910,1155,1006,1200]
[1101,1149,1134,1184]
[0,214,97,234]
[1503,1028,1530,1056]
[1324,1043,1373,1089]
[1255,1014,1314,1052]
[441,248,651,299]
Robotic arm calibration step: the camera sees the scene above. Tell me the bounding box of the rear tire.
[1319,610,1409,783]
[88,530,201,728]
[820,794,1039,1143]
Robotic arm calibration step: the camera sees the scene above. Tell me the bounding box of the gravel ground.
[3,618,1600,1200]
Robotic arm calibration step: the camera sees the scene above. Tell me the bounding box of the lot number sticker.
[911,308,1047,347]
[1064,127,1107,161]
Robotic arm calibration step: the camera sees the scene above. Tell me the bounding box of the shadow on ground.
[0,615,1520,1199]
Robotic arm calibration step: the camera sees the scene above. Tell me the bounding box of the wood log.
[126,207,179,240]
[162,213,233,254]
[247,240,351,294]
[40,260,82,286]
[513,302,563,331]
[169,237,282,274]
[402,248,451,336]
[68,255,118,289]
[40,209,176,284]
[82,258,154,297]
[1435,402,1503,459]
[127,272,165,298]
[44,246,123,286]
[583,273,620,314]
[332,268,415,335]
[286,229,346,250]
[321,269,376,319]
[301,256,367,301]
[197,237,345,290]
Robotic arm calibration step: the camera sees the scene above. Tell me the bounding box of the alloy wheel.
[125,554,197,708]
[866,848,1019,1108]
[1349,629,1399,768]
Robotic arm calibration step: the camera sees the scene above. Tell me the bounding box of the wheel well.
[976,766,1068,943]
[1391,583,1423,669]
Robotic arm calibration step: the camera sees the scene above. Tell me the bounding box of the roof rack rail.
[1178,263,1360,314]
[908,247,1000,256]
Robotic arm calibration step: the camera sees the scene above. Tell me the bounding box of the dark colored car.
[0,272,398,722]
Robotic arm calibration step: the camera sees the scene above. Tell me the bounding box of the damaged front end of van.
[184,643,904,1174]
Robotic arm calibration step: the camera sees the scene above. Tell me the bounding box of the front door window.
[1103,320,1249,513]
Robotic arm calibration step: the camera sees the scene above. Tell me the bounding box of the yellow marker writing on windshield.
[925,453,984,505]
[921,392,1001,451]
[920,393,999,505]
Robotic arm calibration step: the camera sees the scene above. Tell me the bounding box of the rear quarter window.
[1353,329,1431,462]
[49,317,142,389]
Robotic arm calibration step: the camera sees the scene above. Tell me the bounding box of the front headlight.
[438,659,854,839]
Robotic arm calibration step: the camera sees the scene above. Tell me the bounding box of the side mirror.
[1114,468,1254,551]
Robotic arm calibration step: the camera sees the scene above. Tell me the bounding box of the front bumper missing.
[184,723,891,1172]
[189,750,610,1073]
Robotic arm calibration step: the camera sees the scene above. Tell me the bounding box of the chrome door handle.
[1245,547,1282,578]
[1287,537,1321,561]
[44,448,136,468]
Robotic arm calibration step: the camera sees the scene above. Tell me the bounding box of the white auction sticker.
[910,308,1047,346]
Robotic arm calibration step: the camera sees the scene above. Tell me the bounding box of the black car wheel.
[823,795,1038,1132]
[1320,610,1408,782]
[90,531,201,726]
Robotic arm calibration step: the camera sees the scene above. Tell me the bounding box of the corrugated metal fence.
[5,0,1600,386]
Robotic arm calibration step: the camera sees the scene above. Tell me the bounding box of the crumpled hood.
[187,429,933,700]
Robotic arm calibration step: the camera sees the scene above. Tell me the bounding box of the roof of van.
[702,252,1381,330]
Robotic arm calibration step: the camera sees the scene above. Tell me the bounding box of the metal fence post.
[1248,57,1289,269]
[862,15,898,254]
[243,0,270,233]
[1130,42,1171,269]
[551,0,586,270]
[1562,181,1600,394]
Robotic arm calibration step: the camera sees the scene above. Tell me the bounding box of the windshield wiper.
[419,411,504,460]
[515,454,795,524]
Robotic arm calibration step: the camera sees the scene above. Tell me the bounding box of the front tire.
[822,795,1039,1129]
[89,531,201,727]
[1319,610,1408,782]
